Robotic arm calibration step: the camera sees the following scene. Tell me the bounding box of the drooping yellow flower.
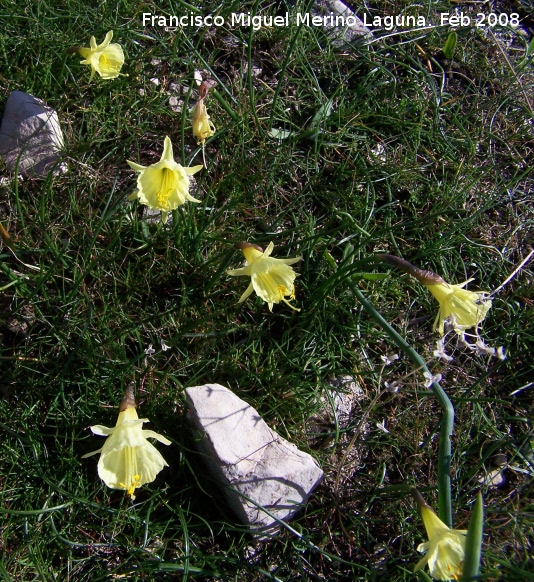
[425,279,492,336]
[82,386,171,498]
[127,136,203,223]
[227,242,301,311]
[192,81,216,145]
[377,254,492,335]
[77,31,125,81]
[192,99,216,145]
[413,493,467,581]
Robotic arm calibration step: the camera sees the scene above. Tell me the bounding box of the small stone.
[185,384,324,532]
[168,95,183,113]
[479,467,506,488]
[0,91,66,178]
[313,375,363,433]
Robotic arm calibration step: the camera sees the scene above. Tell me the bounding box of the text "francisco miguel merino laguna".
[142,12,428,31]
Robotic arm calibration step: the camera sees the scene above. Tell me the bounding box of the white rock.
[0,91,66,178]
[185,384,324,531]
[314,0,371,43]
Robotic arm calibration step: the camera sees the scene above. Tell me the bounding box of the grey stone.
[0,91,66,178]
[314,0,371,44]
[185,384,324,531]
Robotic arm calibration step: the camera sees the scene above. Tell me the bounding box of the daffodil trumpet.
[72,31,126,82]
[82,384,171,499]
[127,136,203,223]
[227,241,302,311]
[377,254,492,335]
[412,489,467,581]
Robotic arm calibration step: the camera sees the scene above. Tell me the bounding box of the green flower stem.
[347,280,454,527]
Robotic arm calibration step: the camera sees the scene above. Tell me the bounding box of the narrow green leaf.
[442,31,458,60]
[309,98,334,130]
[356,273,389,281]
[462,492,484,581]
[268,128,293,141]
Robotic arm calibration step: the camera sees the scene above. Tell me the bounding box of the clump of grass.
[1,0,533,579]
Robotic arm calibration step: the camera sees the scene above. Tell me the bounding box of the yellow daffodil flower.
[127,136,203,223]
[377,254,492,335]
[77,31,125,81]
[227,242,301,311]
[192,81,216,167]
[425,279,492,336]
[82,386,170,498]
[413,492,467,581]
[192,99,215,145]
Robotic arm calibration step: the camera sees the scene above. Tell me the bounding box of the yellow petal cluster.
[82,406,171,497]
[376,254,492,336]
[78,31,125,81]
[127,136,203,222]
[414,504,467,580]
[192,98,216,145]
[227,242,301,311]
[425,280,492,336]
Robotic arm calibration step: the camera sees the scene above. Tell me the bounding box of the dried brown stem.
[236,241,263,252]
[119,382,136,411]
[377,254,445,285]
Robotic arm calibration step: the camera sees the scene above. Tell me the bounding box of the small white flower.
[496,346,506,360]
[144,344,156,356]
[160,340,170,351]
[424,372,442,388]
[380,353,400,366]
[376,420,390,433]
[476,339,495,357]
[385,380,401,393]
[433,339,453,362]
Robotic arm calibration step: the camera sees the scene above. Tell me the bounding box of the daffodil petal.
[227,266,252,277]
[184,164,204,176]
[127,161,146,172]
[161,136,174,162]
[263,241,275,257]
[142,430,172,445]
[81,447,103,458]
[238,282,254,303]
[101,30,113,48]
[89,425,114,436]
[413,552,430,573]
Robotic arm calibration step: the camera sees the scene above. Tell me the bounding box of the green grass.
[1,0,533,579]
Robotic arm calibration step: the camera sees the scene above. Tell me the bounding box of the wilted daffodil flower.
[413,490,467,581]
[192,81,216,146]
[75,31,125,81]
[377,254,492,335]
[228,242,302,311]
[127,136,203,223]
[82,385,171,499]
